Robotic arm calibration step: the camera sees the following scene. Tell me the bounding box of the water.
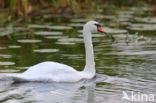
[0,6,156,103]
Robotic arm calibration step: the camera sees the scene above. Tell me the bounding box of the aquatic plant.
[0,0,94,23]
[0,0,155,23]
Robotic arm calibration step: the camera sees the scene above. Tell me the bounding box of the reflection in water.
[0,74,106,103]
[86,82,96,103]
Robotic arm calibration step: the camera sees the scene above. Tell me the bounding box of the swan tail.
[11,76,29,82]
[1,73,29,82]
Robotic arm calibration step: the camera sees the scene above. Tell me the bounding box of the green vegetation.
[0,0,156,24]
[0,0,94,23]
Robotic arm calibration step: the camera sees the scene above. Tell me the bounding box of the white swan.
[5,21,107,82]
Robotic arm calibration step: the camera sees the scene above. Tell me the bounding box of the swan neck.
[83,26,95,77]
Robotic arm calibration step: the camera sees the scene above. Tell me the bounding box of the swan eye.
[94,23,101,27]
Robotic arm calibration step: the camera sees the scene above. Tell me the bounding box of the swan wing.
[5,62,82,82]
[24,61,77,75]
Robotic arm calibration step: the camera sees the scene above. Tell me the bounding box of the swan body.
[8,62,91,82]
[5,21,106,82]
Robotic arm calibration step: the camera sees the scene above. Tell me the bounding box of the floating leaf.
[68,23,84,27]
[56,42,75,45]
[28,24,48,29]
[44,36,68,39]
[0,54,12,58]
[58,38,83,42]
[135,17,156,24]
[47,26,72,30]
[33,49,59,53]
[0,69,20,73]
[70,19,89,23]
[128,23,156,31]
[18,39,42,43]
[34,31,62,35]
[8,45,21,48]
[0,62,15,65]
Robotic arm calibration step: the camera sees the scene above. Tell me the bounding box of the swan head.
[84,21,107,34]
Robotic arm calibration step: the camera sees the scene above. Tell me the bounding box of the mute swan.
[5,21,107,82]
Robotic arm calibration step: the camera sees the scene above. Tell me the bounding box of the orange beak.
[98,26,107,34]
